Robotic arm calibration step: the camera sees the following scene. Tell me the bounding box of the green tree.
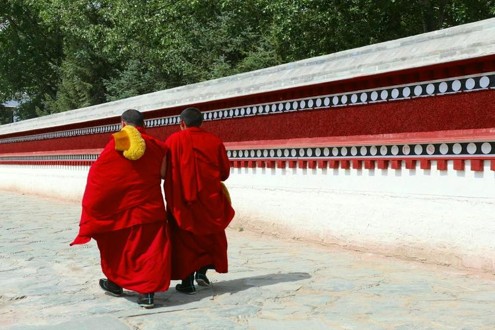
[0,0,63,119]
[0,0,494,120]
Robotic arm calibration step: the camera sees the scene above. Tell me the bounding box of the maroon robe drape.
[71,128,171,293]
[164,127,235,280]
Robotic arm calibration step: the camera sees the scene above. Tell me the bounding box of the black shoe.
[175,283,196,295]
[137,293,154,308]
[195,272,210,287]
[99,278,123,296]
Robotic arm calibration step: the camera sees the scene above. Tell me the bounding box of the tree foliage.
[0,0,493,121]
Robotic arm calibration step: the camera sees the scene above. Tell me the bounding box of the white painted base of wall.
[1,162,494,273]
[0,165,88,202]
[226,161,495,273]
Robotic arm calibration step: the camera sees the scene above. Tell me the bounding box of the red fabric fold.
[71,129,167,244]
[164,127,235,235]
[178,129,202,203]
[164,127,235,279]
[70,129,170,293]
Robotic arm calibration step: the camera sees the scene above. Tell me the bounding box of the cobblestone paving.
[1,190,495,329]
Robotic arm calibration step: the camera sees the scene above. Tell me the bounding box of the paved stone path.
[1,190,495,329]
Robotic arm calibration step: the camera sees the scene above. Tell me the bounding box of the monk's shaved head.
[122,109,145,127]
[180,107,203,127]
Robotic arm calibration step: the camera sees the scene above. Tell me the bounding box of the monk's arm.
[218,144,230,181]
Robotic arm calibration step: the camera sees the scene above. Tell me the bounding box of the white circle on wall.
[426,144,435,155]
[257,150,262,157]
[360,93,368,103]
[316,98,322,107]
[391,89,399,99]
[240,108,245,116]
[391,145,399,155]
[299,149,305,157]
[273,104,278,112]
[467,143,477,154]
[480,76,490,88]
[284,149,290,157]
[414,144,423,155]
[308,99,314,108]
[465,78,475,90]
[234,108,239,116]
[439,143,449,155]
[414,85,423,96]
[452,80,461,91]
[324,97,330,106]
[300,100,306,108]
[315,148,321,157]
[402,144,411,155]
[351,94,358,104]
[292,101,298,110]
[426,84,435,95]
[277,149,282,157]
[341,95,348,104]
[332,147,339,156]
[370,146,378,156]
[402,87,411,97]
[332,96,339,105]
[323,148,330,156]
[341,147,348,156]
[250,150,256,157]
[219,111,224,118]
[263,150,269,157]
[269,149,275,157]
[360,146,367,155]
[371,91,378,101]
[452,143,462,154]
[351,146,358,156]
[439,82,448,93]
[291,149,297,157]
[264,105,270,113]
[380,145,388,155]
[481,142,492,154]
[232,150,238,157]
[306,148,313,157]
[224,110,229,117]
[284,102,290,111]
[381,90,388,100]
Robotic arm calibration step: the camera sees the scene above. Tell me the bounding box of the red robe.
[71,128,171,293]
[164,127,235,280]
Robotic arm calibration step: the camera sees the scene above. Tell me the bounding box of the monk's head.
[180,107,203,130]
[121,109,145,128]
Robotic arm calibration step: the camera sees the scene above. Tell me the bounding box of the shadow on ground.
[122,272,311,311]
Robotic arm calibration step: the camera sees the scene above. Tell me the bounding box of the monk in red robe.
[71,109,171,308]
[164,107,235,294]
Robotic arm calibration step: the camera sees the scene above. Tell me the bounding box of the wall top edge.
[1,18,495,136]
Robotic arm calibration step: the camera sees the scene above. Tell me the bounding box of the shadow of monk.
[121,272,311,309]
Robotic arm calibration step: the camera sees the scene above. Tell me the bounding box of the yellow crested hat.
[112,125,146,160]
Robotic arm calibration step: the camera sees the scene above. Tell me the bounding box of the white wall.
[0,165,88,202]
[2,162,494,273]
[226,160,495,273]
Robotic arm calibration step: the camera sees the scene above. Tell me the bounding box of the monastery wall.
[1,19,495,272]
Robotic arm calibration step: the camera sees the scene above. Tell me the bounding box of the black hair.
[180,107,203,127]
[121,109,145,127]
